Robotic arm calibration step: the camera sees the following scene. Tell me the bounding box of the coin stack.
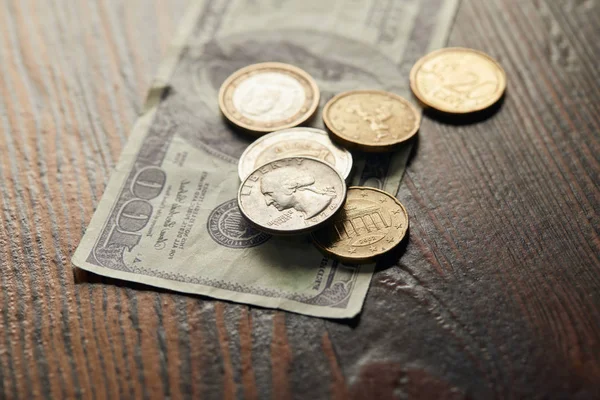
[219,49,506,264]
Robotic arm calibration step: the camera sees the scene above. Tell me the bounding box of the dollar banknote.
[72,0,460,318]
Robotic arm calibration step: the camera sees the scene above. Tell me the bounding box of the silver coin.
[238,157,347,235]
[238,127,353,181]
[218,62,320,134]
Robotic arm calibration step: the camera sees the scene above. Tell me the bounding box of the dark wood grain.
[1,0,599,399]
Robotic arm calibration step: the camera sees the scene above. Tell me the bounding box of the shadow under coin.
[374,226,410,273]
[321,233,409,327]
[221,114,261,142]
[421,93,506,126]
[405,133,420,170]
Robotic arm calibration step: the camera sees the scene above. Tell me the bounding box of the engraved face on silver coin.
[238,157,347,235]
[237,128,353,181]
[219,62,320,134]
[233,72,306,122]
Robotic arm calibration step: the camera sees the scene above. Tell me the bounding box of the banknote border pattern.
[128,260,357,308]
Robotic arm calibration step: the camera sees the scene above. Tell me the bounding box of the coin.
[237,127,353,181]
[311,187,408,263]
[322,90,420,152]
[219,62,320,135]
[410,47,506,113]
[238,157,347,235]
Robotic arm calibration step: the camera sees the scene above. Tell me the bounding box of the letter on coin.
[238,157,347,235]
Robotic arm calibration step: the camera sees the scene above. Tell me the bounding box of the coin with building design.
[311,187,408,263]
[323,90,420,152]
[238,156,346,235]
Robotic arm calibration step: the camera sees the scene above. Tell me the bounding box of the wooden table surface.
[1,0,599,399]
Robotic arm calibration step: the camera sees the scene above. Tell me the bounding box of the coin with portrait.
[410,47,506,113]
[323,90,420,152]
[237,127,353,181]
[219,62,320,135]
[311,187,408,263]
[237,157,347,235]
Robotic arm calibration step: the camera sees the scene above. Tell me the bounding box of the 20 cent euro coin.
[219,62,320,135]
[237,127,353,181]
[238,157,347,235]
[323,90,420,152]
[311,187,408,263]
[410,47,506,113]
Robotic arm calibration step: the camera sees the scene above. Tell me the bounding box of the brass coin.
[219,62,320,135]
[410,47,506,113]
[237,127,353,181]
[238,157,347,235]
[311,187,408,263]
[322,90,420,152]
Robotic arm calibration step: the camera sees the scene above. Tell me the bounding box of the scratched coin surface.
[238,157,347,235]
[219,62,320,134]
[410,47,507,113]
[311,187,408,263]
[323,90,420,152]
[238,127,353,181]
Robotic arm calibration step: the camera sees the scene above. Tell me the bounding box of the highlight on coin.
[410,47,506,114]
[237,156,347,235]
[311,186,409,263]
[218,62,320,135]
[237,127,353,181]
[323,90,421,152]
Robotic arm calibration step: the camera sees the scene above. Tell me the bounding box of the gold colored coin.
[323,90,420,152]
[410,47,506,113]
[311,187,409,263]
[219,62,320,135]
